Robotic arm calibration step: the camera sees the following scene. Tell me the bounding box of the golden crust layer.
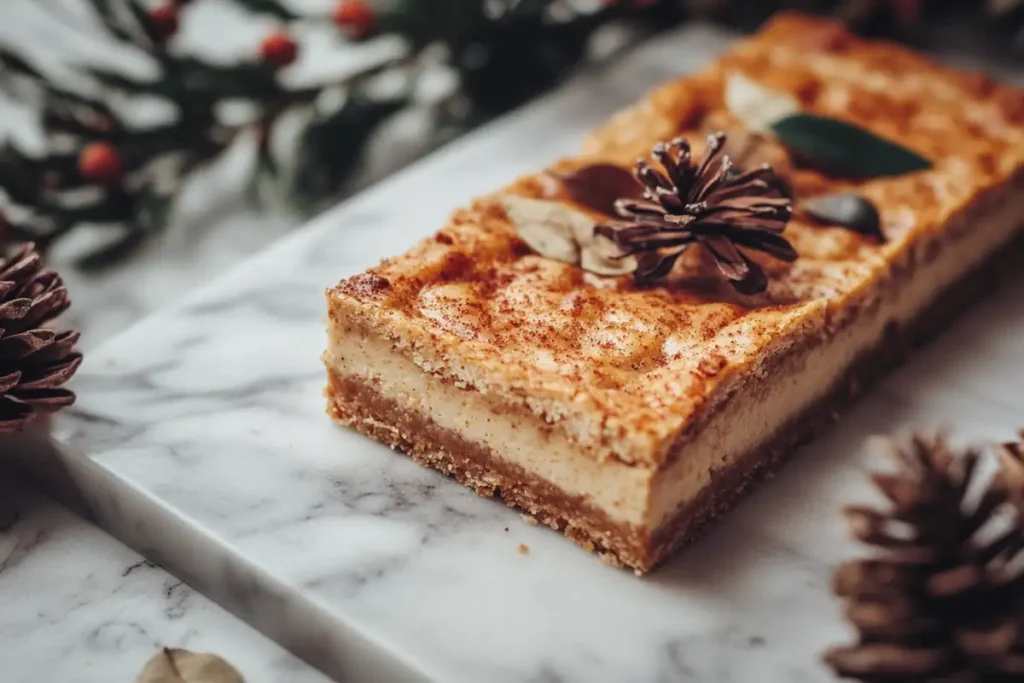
[328,227,1023,572]
[327,13,1024,468]
[326,370,650,569]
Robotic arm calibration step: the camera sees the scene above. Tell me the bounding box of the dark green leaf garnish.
[772,114,932,179]
[801,193,885,242]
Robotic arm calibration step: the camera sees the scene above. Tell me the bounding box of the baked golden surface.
[328,13,1024,467]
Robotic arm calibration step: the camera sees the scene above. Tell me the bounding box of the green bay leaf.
[770,113,932,179]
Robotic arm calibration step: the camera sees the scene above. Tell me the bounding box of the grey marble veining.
[0,5,437,679]
[0,471,332,683]
[7,22,1024,683]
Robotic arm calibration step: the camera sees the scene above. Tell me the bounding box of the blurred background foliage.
[0,0,1018,268]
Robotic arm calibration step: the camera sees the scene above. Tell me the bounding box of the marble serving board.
[9,23,1024,683]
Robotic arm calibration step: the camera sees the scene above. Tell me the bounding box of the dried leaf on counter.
[136,648,245,683]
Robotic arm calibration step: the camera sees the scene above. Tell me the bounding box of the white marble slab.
[7,23,1024,683]
[0,472,332,683]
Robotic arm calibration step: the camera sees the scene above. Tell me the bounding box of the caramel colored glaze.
[328,13,1024,467]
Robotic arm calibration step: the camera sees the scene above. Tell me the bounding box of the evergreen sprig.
[0,0,1018,269]
[0,0,674,268]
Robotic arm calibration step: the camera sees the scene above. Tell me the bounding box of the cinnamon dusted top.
[329,13,1024,467]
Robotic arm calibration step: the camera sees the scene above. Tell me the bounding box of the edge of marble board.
[0,24,741,683]
[10,23,1024,683]
[1,428,431,683]
[14,273,1024,683]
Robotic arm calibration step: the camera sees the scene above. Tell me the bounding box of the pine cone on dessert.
[594,133,796,294]
[825,433,1024,682]
[0,244,81,432]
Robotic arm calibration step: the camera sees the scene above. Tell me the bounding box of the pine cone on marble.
[0,244,80,432]
[998,433,1024,512]
[825,433,1024,682]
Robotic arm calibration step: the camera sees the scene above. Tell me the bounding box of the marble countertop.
[0,472,332,683]
[7,18,1024,683]
[3,4,1024,681]
[0,2,423,680]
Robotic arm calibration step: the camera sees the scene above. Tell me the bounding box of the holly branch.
[0,0,679,268]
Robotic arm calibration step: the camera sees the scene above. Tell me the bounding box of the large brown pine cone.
[825,433,1024,682]
[0,244,80,432]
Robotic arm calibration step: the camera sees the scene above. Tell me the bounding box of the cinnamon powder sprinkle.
[337,272,391,297]
[697,353,727,378]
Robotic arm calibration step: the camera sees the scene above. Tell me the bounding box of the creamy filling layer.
[327,184,1023,530]
[650,185,1024,527]
[325,335,655,524]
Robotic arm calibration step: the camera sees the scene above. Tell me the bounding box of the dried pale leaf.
[724,72,800,135]
[700,113,791,172]
[136,648,245,683]
[501,194,637,278]
[500,194,591,266]
[580,234,636,277]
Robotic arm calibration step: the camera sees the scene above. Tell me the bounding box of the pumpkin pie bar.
[324,13,1024,573]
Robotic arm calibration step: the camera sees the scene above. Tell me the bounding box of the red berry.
[78,143,123,185]
[260,32,298,68]
[332,0,375,40]
[148,5,180,41]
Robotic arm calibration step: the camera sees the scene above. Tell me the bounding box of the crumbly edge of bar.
[326,368,651,569]
[648,225,1024,567]
[326,227,1024,574]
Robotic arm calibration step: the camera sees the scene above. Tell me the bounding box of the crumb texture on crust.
[328,234,1023,573]
[327,12,1024,466]
[326,369,651,571]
